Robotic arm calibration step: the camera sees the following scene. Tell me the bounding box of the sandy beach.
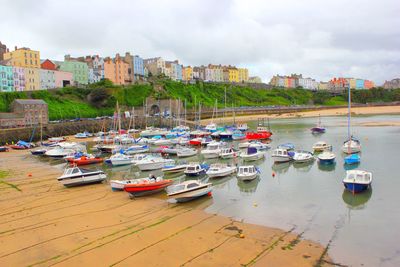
[0,150,332,266]
[201,105,400,125]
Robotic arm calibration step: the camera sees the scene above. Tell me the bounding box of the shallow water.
[41,114,400,266]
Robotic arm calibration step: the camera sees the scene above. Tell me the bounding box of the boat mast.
[40,109,43,144]
[184,99,187,127]
[347,84,351,141]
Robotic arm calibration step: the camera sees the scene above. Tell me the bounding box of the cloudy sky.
[1,0,399,84]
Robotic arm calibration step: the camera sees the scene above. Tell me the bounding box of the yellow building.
[227,67,239,83]
[24,67,40,90]
[238,68,249,82]
[182,66,193,81]
[349,78,356,89]
[3,47,40,68]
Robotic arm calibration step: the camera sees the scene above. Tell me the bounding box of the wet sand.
[201,105,400,125]
[0,150,332,266]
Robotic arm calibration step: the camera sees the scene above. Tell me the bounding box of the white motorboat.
[45,147,77,158]
[240,147,265,161]
[135,157,175,171]
[219,147,237,159]
[248,141,270,150]
[237,165,259,181]
[317,151,336,164]
[201,141,226,159]
[292,150,314,163]
[271,148,293,163]
[167,180,213,202]
[75,131,92,139]
[109,153,133,166]
[237,123,248,131]
[124,145,149,155]
[57,166,106,187]
[312,141,332,152]
[177,147,197,158]
[343,170,372,193]
[162,164,188,173]
[131,154,148,165]
[341,137,361,154]
[206,163,236,178]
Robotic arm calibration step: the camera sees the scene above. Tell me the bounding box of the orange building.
[104,54,130,85]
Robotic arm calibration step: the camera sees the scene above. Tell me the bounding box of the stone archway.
[149,104,160,115]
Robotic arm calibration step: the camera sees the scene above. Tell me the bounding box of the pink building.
[54,71,73,88]
[12,67,25,91]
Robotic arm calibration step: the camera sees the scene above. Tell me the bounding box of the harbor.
[1,111,400,266]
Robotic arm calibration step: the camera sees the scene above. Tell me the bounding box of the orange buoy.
[28,173,32,177]
[272,172,275,177]
[207,192,212,196]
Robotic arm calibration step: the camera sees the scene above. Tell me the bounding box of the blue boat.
[184,163,209,176]
[277,143,295,151]
[344,154,361,165]
[317,151,336,164]
[232,130,245,140]
[343,170,372,193]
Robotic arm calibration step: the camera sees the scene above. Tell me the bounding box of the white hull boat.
[206,164,236,178]
[177,148,197,158]
[341,139,361,154]
[162,164,188,173]
[136,157,175,171]
[271,148,293,163]
[292,151,314,163]
[219,148,237,159]
[110,153,133,166]
[240,147,264,161]
[312,141,332,152]
[167,180,213,202]
[57,166,106,187]
[237,165,259,181]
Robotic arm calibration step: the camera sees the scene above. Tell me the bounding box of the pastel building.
[40,69,56,89]
[133,55,145,80]
[60,55,89,85]
[238,68,249,82]
[248,76,262,83]
[24,67,40,91]
[104,55,130,85]
[223,66,239,83]
[84,55,104,83]
[182,66,193,81]
[144,57,166,76]
[0,65,14,92]
[3,47,40,68]
[364,80,374,89]
[356,79,364,89]
[54,71,73,88]
[298,77,318,90]
[12,67,25,91]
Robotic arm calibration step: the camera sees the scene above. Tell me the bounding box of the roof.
[0,112,24,119]
[13,99,47,105]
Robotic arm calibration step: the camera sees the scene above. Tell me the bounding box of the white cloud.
[0,0,399,84]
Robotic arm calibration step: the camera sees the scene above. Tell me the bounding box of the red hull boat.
[246,131,272,140]
[67,156,104,166]
[189,138,202,146]
[124,179,173,197]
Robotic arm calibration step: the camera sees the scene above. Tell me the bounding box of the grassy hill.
[0,79,398,120]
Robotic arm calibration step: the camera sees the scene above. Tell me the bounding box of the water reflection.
[211,175,235,189]
[237,177,260,195]
[343,162,361,171]
[317,161,336,172]
[293,161,314,172]
[342,188,372,209]
[272,162,291,174]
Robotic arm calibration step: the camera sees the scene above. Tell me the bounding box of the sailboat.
[342,85,361,154]
[310,114,326,134]
[205,99,218,132]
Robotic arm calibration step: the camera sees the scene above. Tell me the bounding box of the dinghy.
[343,170,372,193]
[237,165,260,181]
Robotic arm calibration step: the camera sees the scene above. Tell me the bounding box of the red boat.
[189,138,202,146]
[246,131,272,140]
[67,156,104,166]
[124,178,173,197]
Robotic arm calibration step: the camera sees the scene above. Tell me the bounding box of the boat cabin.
[345,171,372,183]
[272,148,289,157]
[238,166,256,174]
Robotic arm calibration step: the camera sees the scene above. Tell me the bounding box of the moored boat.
[342,137,361,154]
[0,146,9,152]
[240,147,265,161]
[312,141,332,152]
[271,148,293,163]
[162,164,188,173]
[237,165,260,181]
[292,150,314,163]
[317,151,336,164]
[176,147,197,158]
[135,157,175,171]
[344,153,361,165]
[67,155,103,166]
[57,166,106,187]
[343,170,372,193]
[206,163,236,178]
[219,147,237,159]
[184,163,209,176]
[201,141,225,159]
[123,176,173,197]
[167,180,213,202]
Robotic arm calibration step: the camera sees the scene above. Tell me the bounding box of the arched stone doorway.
[149,104,161,116]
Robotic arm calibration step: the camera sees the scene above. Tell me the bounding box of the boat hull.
[272,156,291,163]
[58,173,106,187]
[237,173,258,181]
[207,169,236,178]
[184,170,206,176]
[201,152,220,159]
[124,180,173,197]
[343,182,370,193]
[169,186,212,202]
[318,158,335,164]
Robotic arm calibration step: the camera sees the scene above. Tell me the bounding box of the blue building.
[0,65,14,92]
[176,63,182,81]
[133,55,144,80]
[356,79,364,89]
